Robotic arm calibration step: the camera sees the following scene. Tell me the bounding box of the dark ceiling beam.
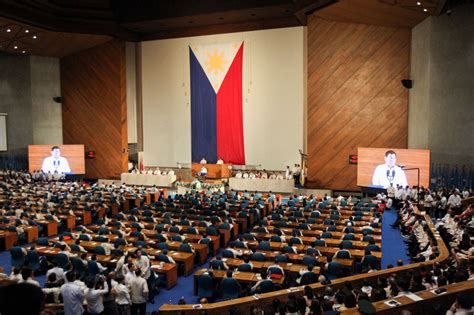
[140,16,301,41]
[293,0,338,24]
[113,0,293,22]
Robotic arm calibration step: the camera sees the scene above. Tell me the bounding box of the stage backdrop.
[141,27,305,170]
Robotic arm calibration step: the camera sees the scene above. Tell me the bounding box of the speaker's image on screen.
[357,147,430,188]
[28,145,85,175]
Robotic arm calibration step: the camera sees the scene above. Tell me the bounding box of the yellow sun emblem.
[205,49,226,75]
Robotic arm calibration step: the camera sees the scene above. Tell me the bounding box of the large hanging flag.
[189,41,245,165]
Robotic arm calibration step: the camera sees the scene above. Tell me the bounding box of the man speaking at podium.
[372,150,408,189]
[41,146,71,174]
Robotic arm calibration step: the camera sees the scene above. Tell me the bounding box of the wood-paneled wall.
[306,16,410,191]
[61,40,128,179]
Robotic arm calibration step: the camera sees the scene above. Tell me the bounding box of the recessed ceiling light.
[22,50,26,54]
[6,28,11,32]
[423,8,428,12]
[33,35,37,39]
[25,29,29,33]
[13,46,18,49]
[417,1,421,5]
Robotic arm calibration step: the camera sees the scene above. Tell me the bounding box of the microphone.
[397,164,405,169]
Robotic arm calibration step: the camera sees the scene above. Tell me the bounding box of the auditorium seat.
[197,273,214,298]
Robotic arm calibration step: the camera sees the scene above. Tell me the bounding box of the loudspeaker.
[53,96,62,103]
[401,79,413,89]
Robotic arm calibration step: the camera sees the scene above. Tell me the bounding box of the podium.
[191,163,231,179]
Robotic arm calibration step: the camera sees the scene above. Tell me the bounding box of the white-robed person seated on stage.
[42,146,71,174]
[372,150,408,189]
[216,157,224,165]
[200,157,207,164]
[200,165,207,177]
[235,171,243,178]
[152,168,161,175]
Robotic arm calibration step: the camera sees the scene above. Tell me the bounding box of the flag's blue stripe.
[190,48,217,163]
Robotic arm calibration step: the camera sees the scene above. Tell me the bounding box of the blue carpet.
[381,209,410,268]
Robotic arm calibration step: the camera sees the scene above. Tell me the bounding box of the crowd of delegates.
[129,168,175,176]
[233,164,306,182]
[374,183,471,218]
[0,169,473,315]
[31,169,67,181]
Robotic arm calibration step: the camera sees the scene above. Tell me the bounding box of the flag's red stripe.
[216,43,245,165]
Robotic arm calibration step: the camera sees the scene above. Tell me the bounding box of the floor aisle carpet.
[381,209,411,268]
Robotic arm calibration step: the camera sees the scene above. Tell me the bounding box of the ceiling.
[0,16,111,57]
[0,0,446,57]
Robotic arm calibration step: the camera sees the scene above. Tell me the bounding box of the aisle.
[381,209,410,268]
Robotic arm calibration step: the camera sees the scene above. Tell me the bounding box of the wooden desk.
[74,211,92,225]
[193,268,284,295]
[341,280,474,314]
[58,215,76,230]
[25,226,39,243]
[223,258,314,275]
[151,262,178,289]
[38,220,58,236]
[191,163,230,178]
[0,231,17,250]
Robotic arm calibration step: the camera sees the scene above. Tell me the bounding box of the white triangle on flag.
[190,41,243,94]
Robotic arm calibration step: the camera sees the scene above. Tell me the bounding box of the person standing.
[60,272,85,315]
[129,269,149,315]
[115,276,131,315]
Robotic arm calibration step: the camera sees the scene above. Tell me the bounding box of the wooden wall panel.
[61,40,128,179]
[307,16,409,190]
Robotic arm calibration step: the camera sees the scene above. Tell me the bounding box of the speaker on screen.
[401,79,413,89]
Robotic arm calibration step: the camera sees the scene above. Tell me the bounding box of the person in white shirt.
[200,157,207,164]
[134,250,151,280]
[200,166,207,177]
[447,190,462,214]
[61,272,85,315]
[461,189,470,199]
[235,171,243,178]
[41,146,71,174]
[9,267,22,282]
[129,269,149,315]
[114,276,131,315]
[19,268,40,287]
[285,166,291,180]
[85,277,109,315]
[46,261,65,280]
[446,293,473,315]
[372,150,408,188]
[216,158,224,164]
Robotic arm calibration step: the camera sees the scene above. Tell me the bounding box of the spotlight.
[22,50,26,54]
[6,28,11,32]
[33,35,37,39]
[423,8,428,12]
[25,29,29,33]
[13,46,18,49]
[417,1,421,5]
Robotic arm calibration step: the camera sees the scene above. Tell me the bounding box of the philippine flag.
[189,41,245,165]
